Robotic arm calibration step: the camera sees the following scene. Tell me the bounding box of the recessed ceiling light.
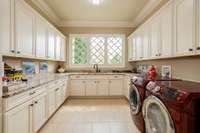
[89,0,103,5]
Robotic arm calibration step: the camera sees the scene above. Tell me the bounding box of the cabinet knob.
[196,47,200,50]
[29,91,36,95]
[11,50,15,53]
[30,104,34,107]
[35,101,38,104]
[188,48,193,51]
[17,51,20,54]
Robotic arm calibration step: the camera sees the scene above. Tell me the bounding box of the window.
[69,34,125,68]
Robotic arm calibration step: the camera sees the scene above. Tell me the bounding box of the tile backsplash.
[3,57,57,74]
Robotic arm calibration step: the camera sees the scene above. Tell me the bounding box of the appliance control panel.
[162,88,179,101]
[162,87,189,102]
[131,76,145,86]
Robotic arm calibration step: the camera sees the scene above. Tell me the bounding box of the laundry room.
[1,0,200,133]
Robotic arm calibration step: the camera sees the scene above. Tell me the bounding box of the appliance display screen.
[163,88,179,100]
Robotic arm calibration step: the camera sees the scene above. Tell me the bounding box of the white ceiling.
[43,0,148,22]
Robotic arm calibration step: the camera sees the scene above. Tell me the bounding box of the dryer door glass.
[129,84,141,115]
[143,96,175,133]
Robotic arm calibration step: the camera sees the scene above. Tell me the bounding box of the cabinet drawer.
[70,75,86,79]
[3,86,46,112]
[107,75,124,79]
[86,75,109,80]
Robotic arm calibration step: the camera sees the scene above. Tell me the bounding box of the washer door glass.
[143,96,175,133]
[129,84,141,115]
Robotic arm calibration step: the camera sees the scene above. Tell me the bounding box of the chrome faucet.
[93,64,100,73]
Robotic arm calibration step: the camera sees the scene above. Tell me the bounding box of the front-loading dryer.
[143,80,200,133]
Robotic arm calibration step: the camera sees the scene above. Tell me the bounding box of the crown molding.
[29,0,164,28]
[132,0,163,27]
[59,20,135,28]
[30,0,61,25]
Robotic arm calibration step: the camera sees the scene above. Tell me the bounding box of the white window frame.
[69,34,126,68]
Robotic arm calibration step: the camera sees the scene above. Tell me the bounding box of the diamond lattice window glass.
[107,37,123,64]
[89,37,105,64]
[72,37,88,64]
[70,34,124,67]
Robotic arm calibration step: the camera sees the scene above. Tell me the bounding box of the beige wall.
[58,27,135,71]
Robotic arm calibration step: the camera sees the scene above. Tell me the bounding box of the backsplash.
[3,57,58,74]
[134,56,200,82]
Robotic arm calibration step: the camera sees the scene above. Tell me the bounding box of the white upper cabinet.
[135,30,143,60]
[47,28,55,59]
[128,34,136,61]
[149,14,161,58]
[35,17,47,58]
[55,33,61,60]
[60,36,66,61]
[0,0,66,61]
[0,0,14,55]
[174,0,195,56]
[15,0,35,57]
[128,36,133,61]
[141,24,150,59]
[160,2,173,57]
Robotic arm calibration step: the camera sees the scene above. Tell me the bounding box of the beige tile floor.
[39,98,140,133]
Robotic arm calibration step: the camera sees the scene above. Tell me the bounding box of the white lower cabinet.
[69,75,124,97]
[109,79,123,96]
[96,80,109,96]
[70,80,86,96]
[32,93,47,133]
[124,76,131,100]
[86,80,97,96]
[4,100,32,133]
[48,87,56,117]
[3,77,68,133]
[55,87,63,108]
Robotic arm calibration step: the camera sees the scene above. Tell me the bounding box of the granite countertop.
[3,72,137,98]
[3,73,68,98]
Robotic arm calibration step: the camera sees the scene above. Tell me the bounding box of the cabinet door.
[33,93,47,132]
[141,25,150,59]
[175,0,195,55]
[160,2,173,57]
[96,80,109,96]
[48,88,56,117]
[149,15,161,58]
[55,34,61,60]
[85,80,97,96]
[55,87,63,108]
[124,76,131,100]
[35,17,47,58]
[47,28,55,59]
[135,31,143,60]
[4,100,32,133]
[0,0,14,55]
[60,37,66,61]
[15,0,34,57]
[109,79,123,96]
[70,80,85,96]
[128,37,133,61]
